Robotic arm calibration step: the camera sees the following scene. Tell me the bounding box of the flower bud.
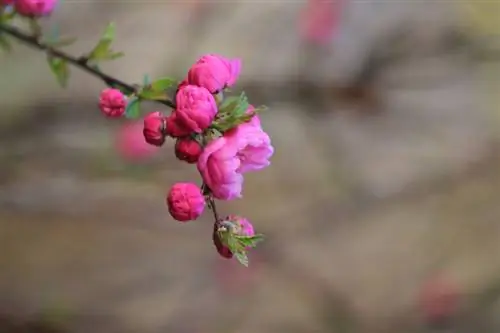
[213,215,255,259]
[165,112,191,138]
[166,182,205,222]
[99,88,126,118]
[175,137,202,164]
[175,85,217,133]
[14,0,57,17]
[143,111,166,147]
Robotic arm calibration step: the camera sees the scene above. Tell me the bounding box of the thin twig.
[0,22,175,108]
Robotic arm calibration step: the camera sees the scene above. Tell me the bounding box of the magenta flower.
[213,215,255,259]
[143,111,166,147]
[99,88,126,118]
[197,114,273,200]
[174,85,217,133]
[187,54,241,93]
[14,0,58,17]
[166,182,206,222]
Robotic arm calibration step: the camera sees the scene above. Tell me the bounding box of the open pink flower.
[14,0,58,17]
[187,54,241,93]
[197,136,243,200]
[197,114,273,200]
[174,85,217,133]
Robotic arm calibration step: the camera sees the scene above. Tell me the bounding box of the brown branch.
[0,22,175,109]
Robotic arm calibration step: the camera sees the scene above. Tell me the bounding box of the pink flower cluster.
[2,0,58,17]
[98,54,273,262]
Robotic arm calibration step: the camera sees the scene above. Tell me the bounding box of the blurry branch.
[0,22,175,109]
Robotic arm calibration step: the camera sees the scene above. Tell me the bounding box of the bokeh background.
[1,0,500,332]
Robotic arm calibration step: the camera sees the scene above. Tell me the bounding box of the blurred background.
[1,0,500,332]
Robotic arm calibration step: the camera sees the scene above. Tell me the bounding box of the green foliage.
[235,234,265,248]
[88,22,124,62]
[138,77,177,102]
[47,56,69,88]
[125,97,141,119]
[213,91,267,132]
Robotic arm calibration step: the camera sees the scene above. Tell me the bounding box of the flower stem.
[0,22,175,109]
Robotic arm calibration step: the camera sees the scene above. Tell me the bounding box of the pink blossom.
[175,137,202,164]
[299,0,343,45]
[99,88,126,118]
[187,54,241,93]
[143,111,166,147]
[165,112,191,138]
[116,121,159,162]
[174,85,217,133]
[197,113,273,200]
[197,136,243,200]
[14,0,57,16]
[166,182,205,222]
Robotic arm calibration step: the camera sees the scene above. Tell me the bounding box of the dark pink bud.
[175,137,202,164]
[99,88,126,118]
[165,112,191,138]
[166,182,205,222]
[143,111,166,147]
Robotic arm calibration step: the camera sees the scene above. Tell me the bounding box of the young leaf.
[47,56,70,88]
[0,34,11,52]
[235,234,265,248]
[88,22,117,61]
[231,92,249,117]
[218,95,240,113]
[139,90,169,101]
[143,74,151,86]
[234,252,249,267]
[151,77,177,92]
[125,97,141,119]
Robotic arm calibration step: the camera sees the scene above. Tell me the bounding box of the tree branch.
[0,22,175,109]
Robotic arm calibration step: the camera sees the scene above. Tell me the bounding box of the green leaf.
[139,90,169,101]
[218,95,240,112]
[88,22,119,61]
[151,77,177,92]
[235,234,265,248]
[125,97,140,119]
[218,92,249,118]
[45,36,78,48]
[47,56,70,88]
[234,252,249,267]
[0,34,11,52]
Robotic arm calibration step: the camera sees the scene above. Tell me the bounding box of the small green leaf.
[47,56,70,88]
[139,90,169,101]
[218,95,240,112]
[88,22,119,61]
[45,36,78,48]
[143,74,151,86]
[0,34,11,52]
[125,97,141,119]
[235,234,265,248]
[151,77,177,92]
[234,252,249,267]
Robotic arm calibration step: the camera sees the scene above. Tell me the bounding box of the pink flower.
[175,137,202,164]
[143,111,166,147]
[116,121,159,162]
[14,0,57,16]
[187,54,241,93]
[419,276,460,326]
[99,88,126,118]
[165,112,191,138]
[299,0,343,45]
[197,136,243,200]
[197,115,273,200]
[174,85,217,133]
[225,117,274,174]
[213,216,255,259]
[166,182,205,222]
